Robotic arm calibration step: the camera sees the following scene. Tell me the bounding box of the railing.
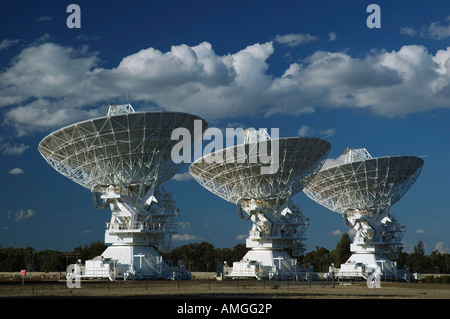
[241,199,273,210]
[106,222,174,232]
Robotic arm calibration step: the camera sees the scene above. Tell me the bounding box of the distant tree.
[230,244,249,263]
[302,246,334,272]
[332,233,352,266]
[414,240,426,256]
[397,250,409,270]
[409,240,431,273]
[0,247,24,271]
[23,247,36,272]
[70,241,107,262]
[162,242,216,272]
[429,250,447,274]
[35,250,65,272]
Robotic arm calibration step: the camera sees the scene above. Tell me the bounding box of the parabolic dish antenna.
[190,129,330,279]
[39,104,207,280]
[304,148,424,280]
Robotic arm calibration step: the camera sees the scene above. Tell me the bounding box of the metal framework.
[190,132,330,280]
[189,137,330,204]
[39,104,207,280]
[304,148,424,280]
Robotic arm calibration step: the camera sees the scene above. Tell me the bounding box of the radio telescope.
[304,148,424,280]
[38,104,207,280]
[189,129,330,279]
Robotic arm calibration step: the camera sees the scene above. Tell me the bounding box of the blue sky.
[1,0,450,255]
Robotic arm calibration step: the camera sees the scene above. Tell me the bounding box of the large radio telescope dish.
[304,152,424,215]
[189,137,331,204]
[189,131,331,279]
[304,148,424,280]
[39,109,204,191]
[38,104,207,280]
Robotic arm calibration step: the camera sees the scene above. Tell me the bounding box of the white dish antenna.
[189,135,330,279]
[304,148,424,280]
[39,104,207,280]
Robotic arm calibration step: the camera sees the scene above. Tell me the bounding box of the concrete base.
[99,245,169,279]
[227,249,303,280]
[336,253,399,279]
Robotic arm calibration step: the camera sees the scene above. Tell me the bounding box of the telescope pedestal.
[85,185,190,280]
[226,198,309,280]
[335,209,405,280]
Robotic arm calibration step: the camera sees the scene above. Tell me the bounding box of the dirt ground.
[1,275,449,299]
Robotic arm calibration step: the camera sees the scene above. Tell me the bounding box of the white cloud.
[322,153,347,170]
[270,45,450,118]
[2,38,450,136]
[274,33,319,47]
[172,172,193,182]
[434,241,449,253]
[1,143,29,155]
[401,16,450,40]
[0,39,20,50]
[330,229,342,236]
[400,26,417,37]
[235,234,247,240]
[35,16,52,22]
[9,168,24,175]
[319,128,336,137]
[328,32,337,42]
[298,125,336,138]
[427,16,450,40]
[7,209,36,221]
[298,125,313,137]
[178,222,191,230]
[415,229,427,234]
[172,233,199,241]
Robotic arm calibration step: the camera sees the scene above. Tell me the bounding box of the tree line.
[0,235,449,275]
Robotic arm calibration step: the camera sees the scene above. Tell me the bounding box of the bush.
[423,275,450,284]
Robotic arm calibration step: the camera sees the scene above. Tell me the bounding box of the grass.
[1,278,449,299]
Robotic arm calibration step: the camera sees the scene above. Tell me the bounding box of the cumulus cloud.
[0,40,275,135]
[270,45,450,118]
[2,38,450,136]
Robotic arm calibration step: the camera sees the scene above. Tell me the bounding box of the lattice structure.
[39,110,203,192]
[38,105,207,280]
[189,137,331,204]
[304,148,424,279]
[190,135,331,279]
[304,155,424,215]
